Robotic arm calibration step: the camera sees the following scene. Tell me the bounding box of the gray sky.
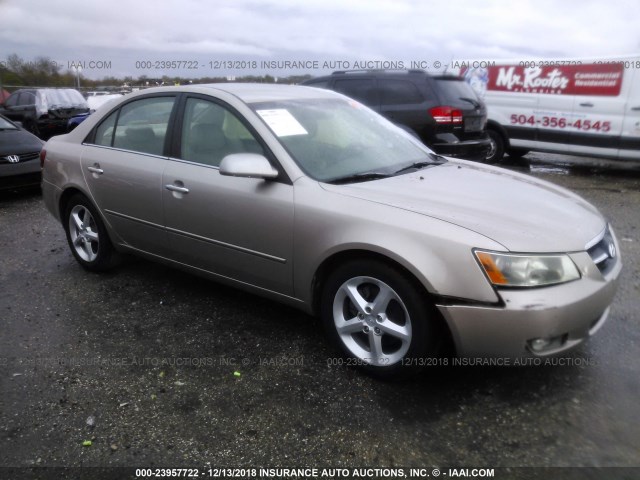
[1,0,639,80]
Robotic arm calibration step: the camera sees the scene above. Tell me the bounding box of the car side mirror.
[219,153,279,180]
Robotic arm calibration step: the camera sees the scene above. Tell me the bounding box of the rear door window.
[90,96,176,156]
[93,110,118,147]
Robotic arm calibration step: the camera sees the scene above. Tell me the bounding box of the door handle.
[631,106,640,111]
[87,165,104,174]
[165,184,190,194]
[579,102,594,107]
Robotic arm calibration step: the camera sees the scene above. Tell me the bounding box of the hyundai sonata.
[41,84,621,377]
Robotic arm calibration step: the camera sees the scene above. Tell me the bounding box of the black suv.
[301,70,490,160]
[0,88,89,140]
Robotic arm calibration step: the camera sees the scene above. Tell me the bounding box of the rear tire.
[321,259,442,379]
[63,194,117,272]
[486,129,505,163]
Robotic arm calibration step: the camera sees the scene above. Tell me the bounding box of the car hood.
[322,161,605,252]
[0,129,44,155]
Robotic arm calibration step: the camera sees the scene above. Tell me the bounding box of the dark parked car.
[0,88,89,140]
[0,114,44,190]
[302,70,491,160]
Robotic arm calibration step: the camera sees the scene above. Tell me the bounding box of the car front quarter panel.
[291,177,505,309]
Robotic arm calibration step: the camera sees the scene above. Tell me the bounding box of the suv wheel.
[486,129,505,163]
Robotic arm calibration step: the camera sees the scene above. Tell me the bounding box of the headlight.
[474,250,580,287]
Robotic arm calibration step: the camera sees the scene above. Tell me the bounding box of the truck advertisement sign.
[463,63,624,96]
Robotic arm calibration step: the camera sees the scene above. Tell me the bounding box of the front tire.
[321,259,441,379]
[63,194,117,271]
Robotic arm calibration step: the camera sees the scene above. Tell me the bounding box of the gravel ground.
[0,153,639,479]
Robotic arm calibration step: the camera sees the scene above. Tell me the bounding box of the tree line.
[0,54,312,92]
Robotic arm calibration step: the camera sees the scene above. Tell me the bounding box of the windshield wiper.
[460,97,480,109]
[327,172,391,185]
[393,156,446,175]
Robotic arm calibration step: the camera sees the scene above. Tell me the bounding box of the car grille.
[586,226,617,274]
[0,152,40,164]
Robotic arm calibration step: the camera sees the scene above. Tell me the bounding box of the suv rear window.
[433,77,480,103]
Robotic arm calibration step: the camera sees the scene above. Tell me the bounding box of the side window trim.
[105,109,121,147]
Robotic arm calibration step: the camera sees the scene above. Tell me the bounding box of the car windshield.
[251,98,441,182]
[0,116,18,130]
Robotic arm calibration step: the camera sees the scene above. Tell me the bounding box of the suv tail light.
[39,149,47,168]
[430,106,463,125]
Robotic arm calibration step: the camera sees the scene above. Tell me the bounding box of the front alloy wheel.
[333,276,412,367]
[321,260,441,378]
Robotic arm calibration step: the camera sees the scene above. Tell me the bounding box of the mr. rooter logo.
[486,63,623,96]
[496,66,569,92]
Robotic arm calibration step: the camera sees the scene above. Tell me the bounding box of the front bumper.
[436,250,622,359]
[0,159,41,190]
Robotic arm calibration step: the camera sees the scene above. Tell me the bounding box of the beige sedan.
[41,84,621,378]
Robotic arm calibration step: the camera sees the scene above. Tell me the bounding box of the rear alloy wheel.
[321,260,440,378]
[64,194,116,271]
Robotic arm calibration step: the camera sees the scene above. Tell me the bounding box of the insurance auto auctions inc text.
[219,468,496,478]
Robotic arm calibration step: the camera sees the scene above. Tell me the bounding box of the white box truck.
[451,56,640,162]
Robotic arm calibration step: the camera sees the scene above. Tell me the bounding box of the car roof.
[129,83,340,104]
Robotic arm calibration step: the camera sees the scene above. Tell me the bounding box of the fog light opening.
[527,334,567,354]
[530,338,550,352]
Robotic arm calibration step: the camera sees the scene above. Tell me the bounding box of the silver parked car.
[41,84,621,377]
